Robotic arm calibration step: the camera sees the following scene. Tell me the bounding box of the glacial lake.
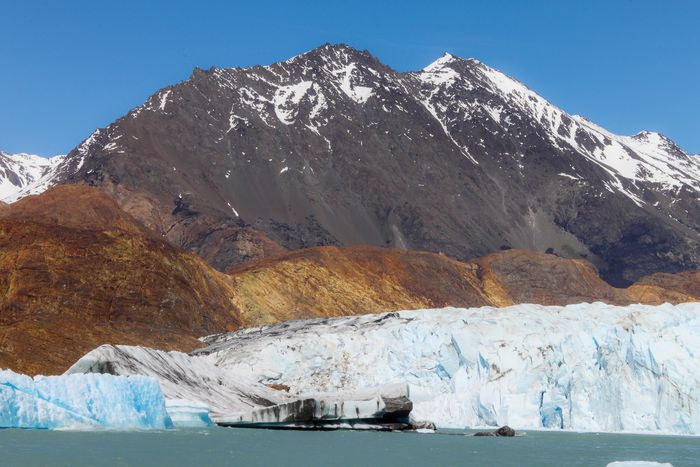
[1,428,698,466]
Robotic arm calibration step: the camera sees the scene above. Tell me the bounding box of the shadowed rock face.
[48,44,700,286]
[0,186,244,375]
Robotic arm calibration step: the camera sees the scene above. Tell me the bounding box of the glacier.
[68,302,700,434]
[0,370,172,430]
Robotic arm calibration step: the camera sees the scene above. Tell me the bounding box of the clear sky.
[2,0,698,155]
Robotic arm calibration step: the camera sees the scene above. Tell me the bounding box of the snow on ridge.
[572,115,700,191]
[158,89,172,111]
[422,52,457,73]
[416,51,700,198]
[282,43,367,67]
[414,58,478,163]
[419,63,461,88]
[0,151,66,203]
[475,66,700,192]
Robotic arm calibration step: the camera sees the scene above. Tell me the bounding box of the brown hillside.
[1,186,698,375]
[0,186,243,375]
[225,246,700,323]
[226,246,492,323]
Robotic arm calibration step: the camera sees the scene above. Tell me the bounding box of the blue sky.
[2,0,698,155]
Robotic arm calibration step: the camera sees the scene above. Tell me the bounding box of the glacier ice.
[165,399,213,428]
[69,302,700,434]
[0,370,171,430]
[67,345,289,418]
[607,463,673,467]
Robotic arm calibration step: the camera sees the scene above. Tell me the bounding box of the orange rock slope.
[225,246,700,324]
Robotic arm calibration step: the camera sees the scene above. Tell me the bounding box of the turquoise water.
[1,428,697,466]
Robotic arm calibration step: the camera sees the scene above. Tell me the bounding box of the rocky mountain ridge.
[4,44,700,284]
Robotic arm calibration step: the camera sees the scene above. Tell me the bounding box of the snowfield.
[0,151,65,202]
[71,302,700,434]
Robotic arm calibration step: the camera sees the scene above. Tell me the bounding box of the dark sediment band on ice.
[217,388,417,431]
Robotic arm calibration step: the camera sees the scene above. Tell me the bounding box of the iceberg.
[607,463,673,467]
[68,303,700,434]
[165,399,213,428]
[0,370,171,430]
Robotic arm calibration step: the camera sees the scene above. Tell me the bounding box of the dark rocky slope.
[46,44,699,285]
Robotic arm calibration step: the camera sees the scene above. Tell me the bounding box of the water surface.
[1,428,696,466]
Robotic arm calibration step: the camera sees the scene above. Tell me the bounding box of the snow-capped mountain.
[33,44,700,284]
[0,151,65,202]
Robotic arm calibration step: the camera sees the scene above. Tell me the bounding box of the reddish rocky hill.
[0,186,243,374]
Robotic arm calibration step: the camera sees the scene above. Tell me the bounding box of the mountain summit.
[9,44,700,284]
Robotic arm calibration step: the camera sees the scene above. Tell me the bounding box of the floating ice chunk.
[0,369,171,430]
[165,399,213,428]
[606,462,673,467]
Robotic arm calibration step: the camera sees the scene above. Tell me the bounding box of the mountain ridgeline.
[12,44,700,285]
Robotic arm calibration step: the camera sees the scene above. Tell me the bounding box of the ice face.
[69,302,700,434]
[0,370,172,430]
[197,302,700,433]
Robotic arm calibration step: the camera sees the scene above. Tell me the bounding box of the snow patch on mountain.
[333,63,374,104]
[0,151,65,202]
[274,81,314,124]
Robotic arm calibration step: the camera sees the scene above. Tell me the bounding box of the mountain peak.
[632,130,670,143]
[423,53,457,72]
[422,52,481,73]
[631,130,689,157]
[285,43,375,66]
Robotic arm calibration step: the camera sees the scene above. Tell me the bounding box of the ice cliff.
[0,371,171,429]
[69,303,700,434]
